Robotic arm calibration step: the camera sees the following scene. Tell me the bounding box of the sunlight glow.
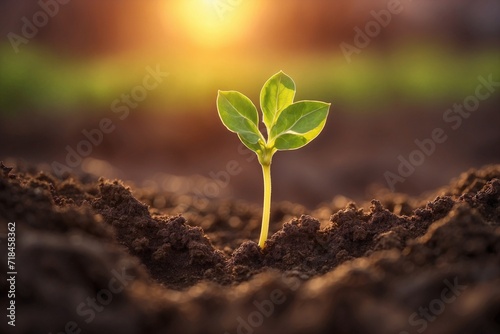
[167,0,259,48]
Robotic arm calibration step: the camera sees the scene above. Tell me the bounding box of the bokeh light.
[164,0,260,48]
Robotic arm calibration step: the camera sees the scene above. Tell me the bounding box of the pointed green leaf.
[217,90,264,152]
[260,71,296,131]
[269,101,330,150]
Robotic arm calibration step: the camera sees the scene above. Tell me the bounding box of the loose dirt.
[1,162,499,334]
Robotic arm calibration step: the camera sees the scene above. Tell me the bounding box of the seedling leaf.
[217,90,264,151]
[270,101,330,150]
[260,71,296,132]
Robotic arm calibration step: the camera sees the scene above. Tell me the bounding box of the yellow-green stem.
[258,163,272,248]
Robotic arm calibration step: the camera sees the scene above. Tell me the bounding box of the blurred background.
[0,0,499,207]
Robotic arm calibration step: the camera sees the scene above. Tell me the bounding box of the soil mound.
[1,162,499,334]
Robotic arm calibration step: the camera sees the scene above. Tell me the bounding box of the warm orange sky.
[2,0,498,58]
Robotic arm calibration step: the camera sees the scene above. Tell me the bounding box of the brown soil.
[1,162,499,334]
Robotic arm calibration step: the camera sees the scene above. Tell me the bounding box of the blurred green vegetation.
[0,46,145,114]
[1,43,499,115]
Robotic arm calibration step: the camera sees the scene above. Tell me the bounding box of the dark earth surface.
[0,162,499,334]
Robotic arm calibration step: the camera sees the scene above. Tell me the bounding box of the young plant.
[216,71,331,248]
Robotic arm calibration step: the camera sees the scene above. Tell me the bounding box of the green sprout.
[216,71,331,248]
